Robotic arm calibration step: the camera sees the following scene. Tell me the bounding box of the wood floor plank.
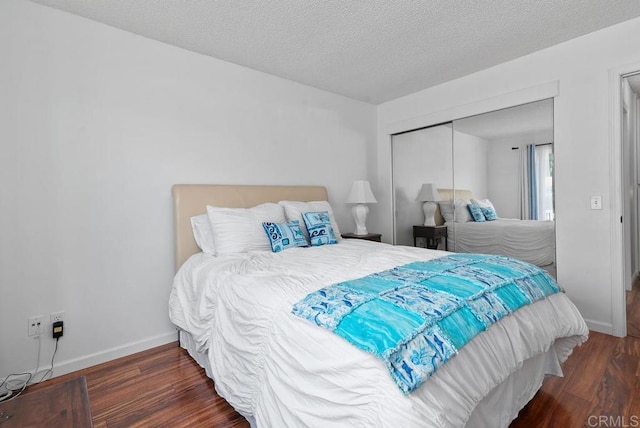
[616,334,640,358]
[562,332,615,402]
[589,348,640,421]
[510,390,559,427]
[513,390,593,428]
[546,391,594,428]
[97,384,176,426]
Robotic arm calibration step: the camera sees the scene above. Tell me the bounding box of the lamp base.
[352,204,369,235]
[422,201,437,226]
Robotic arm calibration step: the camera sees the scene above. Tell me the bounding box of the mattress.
[169,240,587,427]
[447,219,555,267]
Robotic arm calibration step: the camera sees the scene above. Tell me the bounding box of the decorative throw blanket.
[292,253,560,394]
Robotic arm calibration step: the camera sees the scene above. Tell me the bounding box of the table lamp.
[346,180,377,235]
[416,183,440,226]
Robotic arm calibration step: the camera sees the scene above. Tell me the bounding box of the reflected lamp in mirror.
[346,180,377,235]
[416,183,440,226]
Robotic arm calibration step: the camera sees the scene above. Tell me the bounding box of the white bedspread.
[169,240,587,427]
[448,219,555,267]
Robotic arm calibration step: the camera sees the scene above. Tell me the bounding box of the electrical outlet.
[50,311,64,323]
[28,316,44,337]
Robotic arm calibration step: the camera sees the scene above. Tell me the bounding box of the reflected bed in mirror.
[435,189,556,277]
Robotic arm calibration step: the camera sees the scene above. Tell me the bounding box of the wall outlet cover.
[28,316,44,337]
[50,311,64,323]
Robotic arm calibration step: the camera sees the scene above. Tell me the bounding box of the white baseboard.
[52,330,178,378]
[585,318,614,336]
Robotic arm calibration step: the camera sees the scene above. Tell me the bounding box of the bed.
[435,189,556,274]
[168,184,587,427]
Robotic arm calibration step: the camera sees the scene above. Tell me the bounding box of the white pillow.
[279,201,343,242]
[190,214,216,254]
[453,199,472,223]
[207,203,286,255]
[438,201,454,224]
[438,199,471,223]
[472,198,495,210]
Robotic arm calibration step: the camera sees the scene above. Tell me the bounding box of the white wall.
[373,16,640,334]
[487,130,554,219]
[453,131,488,198]
[486,139,521,219]
[0,0,375,378]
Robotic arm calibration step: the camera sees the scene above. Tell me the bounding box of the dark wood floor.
[22,332,640,427]
[510,331,640,427]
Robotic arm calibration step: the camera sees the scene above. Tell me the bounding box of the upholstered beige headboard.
[172,184,329,270]
[434,188,474,225]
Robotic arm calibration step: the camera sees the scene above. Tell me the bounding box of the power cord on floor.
[0,336,60,403]
[0,372,31,403]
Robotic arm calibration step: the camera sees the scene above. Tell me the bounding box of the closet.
[391,99,556,275]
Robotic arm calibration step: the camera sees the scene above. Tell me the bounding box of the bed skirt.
[179,330,573,427]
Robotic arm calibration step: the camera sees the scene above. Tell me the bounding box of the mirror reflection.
[451,99,555,276]
[392,124,453,247]
[392,99,556,277]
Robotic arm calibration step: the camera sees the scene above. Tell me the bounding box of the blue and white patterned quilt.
[292,253,561,394]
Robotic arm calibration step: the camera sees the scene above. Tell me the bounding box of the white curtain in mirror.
[536,144,554,221]
[519,143,554,220]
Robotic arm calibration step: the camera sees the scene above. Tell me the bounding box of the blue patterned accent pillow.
[262,220,308,252]
[467,203,486,222]
[481,206,498,221]
[302,211,338,246]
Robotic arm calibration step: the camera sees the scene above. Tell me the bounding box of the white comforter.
[448,219,555,267]
[169,240,587,427]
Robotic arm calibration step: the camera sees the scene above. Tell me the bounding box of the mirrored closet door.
[391,99,557,277]
[391,124,453,247]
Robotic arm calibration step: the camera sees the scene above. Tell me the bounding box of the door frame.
[609,62,640,337]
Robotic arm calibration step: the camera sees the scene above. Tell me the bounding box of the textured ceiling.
[29,0,640,104]
[453,99,553,141]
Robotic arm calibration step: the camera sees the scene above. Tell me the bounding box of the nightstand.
[413,225,448,250]
[341,233,382,242]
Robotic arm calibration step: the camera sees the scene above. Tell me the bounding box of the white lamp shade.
[416,183,440,202]
[346,180,377,204]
